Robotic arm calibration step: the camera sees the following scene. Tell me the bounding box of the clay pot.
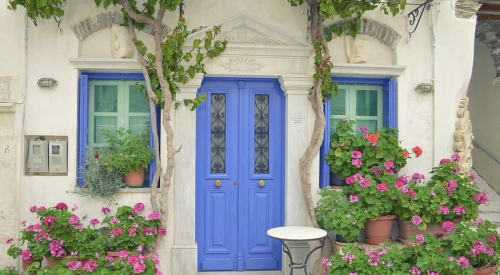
[333,241,357,255]
[106,251,121,262]
[473,265,498,275]
[22,258,40,271]
[365,215,396,245]
[397,218,463,241]
[44,256,60,267]
[124,168,145,186]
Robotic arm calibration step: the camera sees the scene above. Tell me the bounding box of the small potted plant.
[324,119,417,181]
[394,154,487,240]
[448,219,500,274]
[99,126,154,187]
[315,189,369,254]
[101,203,166,259]
[342,169,400,245]
[79,147,125,204]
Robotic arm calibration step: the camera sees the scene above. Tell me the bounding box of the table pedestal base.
[282,241,324,275]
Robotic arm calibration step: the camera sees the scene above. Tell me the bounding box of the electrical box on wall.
[49,140,68,173]
[29,140,49,172]
[25,135,68,176]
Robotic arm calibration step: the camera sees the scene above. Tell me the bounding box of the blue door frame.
[195,78,284,271]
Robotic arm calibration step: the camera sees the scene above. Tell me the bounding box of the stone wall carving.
[110,25,135,58]
[455,0,481,19]
[453,97,474,173]
[71,11,170,41]
[324,18,401,50]
[224,27,278,45]
[219,57,265,73]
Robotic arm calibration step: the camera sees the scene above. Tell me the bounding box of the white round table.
[267,226,327,275]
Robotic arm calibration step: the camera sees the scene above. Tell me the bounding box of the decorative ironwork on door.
[254,94,269,174]
[211,93,226,174]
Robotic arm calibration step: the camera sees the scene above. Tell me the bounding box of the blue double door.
[196,78,284,271]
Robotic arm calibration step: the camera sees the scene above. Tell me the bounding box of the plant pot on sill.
[365,215,396,245]
[44,256,61,267]
[473,264,498,275]
[124,167,145,187]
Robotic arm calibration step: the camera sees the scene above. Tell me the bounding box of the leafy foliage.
[99,126,154,173]
[315,189,369,243]
[79,147,125,204]
[325,119,410,180]
[8,0,65,22]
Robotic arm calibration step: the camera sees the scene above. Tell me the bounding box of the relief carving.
[346,36,369,64]
[224,27,278,45]
[220,57,265,73]
[290,59,306,74]
[110,24,135,59]
[453,97,474,173]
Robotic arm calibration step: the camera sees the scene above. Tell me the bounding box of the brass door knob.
[215,180,222,187]
[258,180,265,187]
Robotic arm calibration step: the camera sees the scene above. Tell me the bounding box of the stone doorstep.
[479,211,500,228]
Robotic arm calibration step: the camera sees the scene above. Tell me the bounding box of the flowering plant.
[99,126,154,173]
[342,169,399,220]
[315,189,369,243]
[6,219,47,262]
[325,119,418,180]
[79,147,124,204]
[394,154,486,230]
[101,203,165,252]
[19,251,162,275]
[448,219,500,270]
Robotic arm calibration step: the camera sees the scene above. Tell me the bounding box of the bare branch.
[126,18,161,214]
[118,0,155,25]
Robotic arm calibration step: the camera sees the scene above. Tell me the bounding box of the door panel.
[196,79,283,272]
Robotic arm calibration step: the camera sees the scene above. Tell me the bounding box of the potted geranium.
[79,146,125,203]
[99,126,154,187]
[101,203,165,259]
[6,220,45,271]
[394,154,487,240]
[315,189,369,253]
[324,119,418,181]
[448,219,500,274]
[342,168,400,245]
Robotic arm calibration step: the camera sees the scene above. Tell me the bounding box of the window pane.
[356,89,378,116]
[331,89,346,116]
[211,93,226,174]
[129,116,150,136]
[254,94,269,174]
[94,85,118,112]
[356,120,378,133]
[129,85,149,113]
[94,116,117,143]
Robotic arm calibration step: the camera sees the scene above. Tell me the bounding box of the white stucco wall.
[468,40,500,194]
[0,0,26,268]
[0,0,478,274]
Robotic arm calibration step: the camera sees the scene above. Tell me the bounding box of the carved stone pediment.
[185,14,310,50]
[185,14,312,75]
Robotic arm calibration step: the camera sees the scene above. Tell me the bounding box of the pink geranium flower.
[349,195,359,203]
[411,215,422,226]
[442,221,455,233]
[359,178,371,188]
[376,183,388,192]
[351,158,362,168]
[350,151,362,159]
[438,206,449,215]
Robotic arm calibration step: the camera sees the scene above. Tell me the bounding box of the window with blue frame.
[78,73,159,187]
[319,78,397,188]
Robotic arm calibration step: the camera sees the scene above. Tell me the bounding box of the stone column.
[171,73,204,275]
[279,75,315,275]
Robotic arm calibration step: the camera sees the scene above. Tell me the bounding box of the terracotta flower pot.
[397,218,463,241]
[22,258,40,271]
[365,215,396,245]
[124,168,145,186]
[333,241,357,255]
[44,256,61,267]
[473,264,498,275]
[106,251,121,262]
